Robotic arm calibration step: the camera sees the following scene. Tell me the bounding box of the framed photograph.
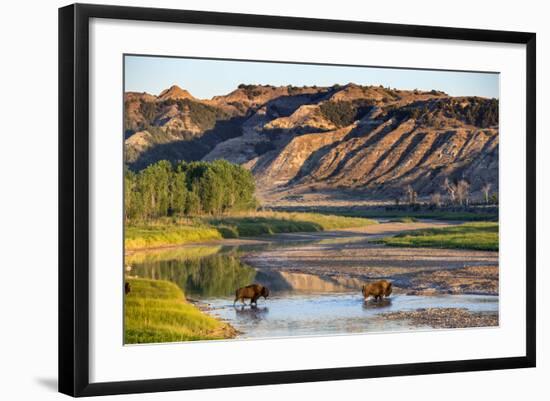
[59,3,536,397]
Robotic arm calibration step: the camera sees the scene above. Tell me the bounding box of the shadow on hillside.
[127,88,342,170]
[128,116,246,170]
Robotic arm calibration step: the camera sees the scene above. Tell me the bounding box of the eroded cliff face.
[124,84,498,203]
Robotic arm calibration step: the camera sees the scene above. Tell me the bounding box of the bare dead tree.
[481,182,492,204]
[405,185,417,206]
[443,177,456,204]
[456,179,470,206]
[430,192,442,208]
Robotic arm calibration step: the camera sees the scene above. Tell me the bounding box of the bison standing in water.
[362,280,392,301]
[234,284,270,306]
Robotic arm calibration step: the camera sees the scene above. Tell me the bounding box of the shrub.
[319,101,357,127]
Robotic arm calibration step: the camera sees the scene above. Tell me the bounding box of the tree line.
[125,159,257,221]
[398,177,498,208]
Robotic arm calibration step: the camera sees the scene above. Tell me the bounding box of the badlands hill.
[124,83,498,204]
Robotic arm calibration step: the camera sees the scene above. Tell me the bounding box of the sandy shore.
[242,221,498,296]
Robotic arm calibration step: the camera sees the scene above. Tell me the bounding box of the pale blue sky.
[124,55,499,99]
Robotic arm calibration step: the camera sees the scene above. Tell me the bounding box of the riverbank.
[270,204,498,222]
[127,221,499,297]
[124,278,237,344]
[241,221,499,296]
[125,211,377,251]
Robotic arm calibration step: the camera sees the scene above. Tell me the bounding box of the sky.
[124,55,499,99]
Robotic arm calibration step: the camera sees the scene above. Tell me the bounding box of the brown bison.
[125,282,131,295]
[362,280,392,301]
[234,284,270,305]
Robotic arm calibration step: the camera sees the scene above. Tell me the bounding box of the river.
[126,221,499,339]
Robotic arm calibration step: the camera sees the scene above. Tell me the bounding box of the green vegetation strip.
[208,212,376,238]
[388,216,418,223]
[379,222,498,251]
[125,278,235,344]
[125,225,222,250]
[125,212,377,250]
[275,207,498,222]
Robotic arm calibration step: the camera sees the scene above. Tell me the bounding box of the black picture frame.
[59,3,536,397]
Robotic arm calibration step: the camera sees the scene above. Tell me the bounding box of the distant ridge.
[124,83,498,204]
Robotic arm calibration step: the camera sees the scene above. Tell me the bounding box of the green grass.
[379,222,498,251]
[373,210,498,221]
[125,224,222,250]
[388,216,418,223]
[126,246,222,265]
[124,278,235,344]
[125,212,377,250]
[274,207,498,222]
[207,211,376,237]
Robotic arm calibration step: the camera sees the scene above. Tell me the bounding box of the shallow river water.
[204,293,498,338]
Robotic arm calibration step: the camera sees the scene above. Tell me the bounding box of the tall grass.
[124,278,236,344]
[125,225,222,250]
[379,222,498,251]
[126,246,222,265]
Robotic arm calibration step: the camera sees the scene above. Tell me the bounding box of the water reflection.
[363,298,392,309]
[127,246,256,297]
[234,305,269,325]
[127,242,364,297]
[256,270,361,294]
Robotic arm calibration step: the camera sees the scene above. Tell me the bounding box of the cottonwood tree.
[124,159,257,221]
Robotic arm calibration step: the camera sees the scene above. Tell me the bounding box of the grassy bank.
[367,210,497,221]
[124,278,236,344]
[272,206,498,222]
[388,216,418,223]
[378,222,498,251]
[125,224,222,251]
[207,211,375,238]
[125,211,377,251]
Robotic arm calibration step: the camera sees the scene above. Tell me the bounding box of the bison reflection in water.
[234,304,269,324]
[363,298,392,309]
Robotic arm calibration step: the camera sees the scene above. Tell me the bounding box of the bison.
[362,280,392,301]
[234,284,270,306]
